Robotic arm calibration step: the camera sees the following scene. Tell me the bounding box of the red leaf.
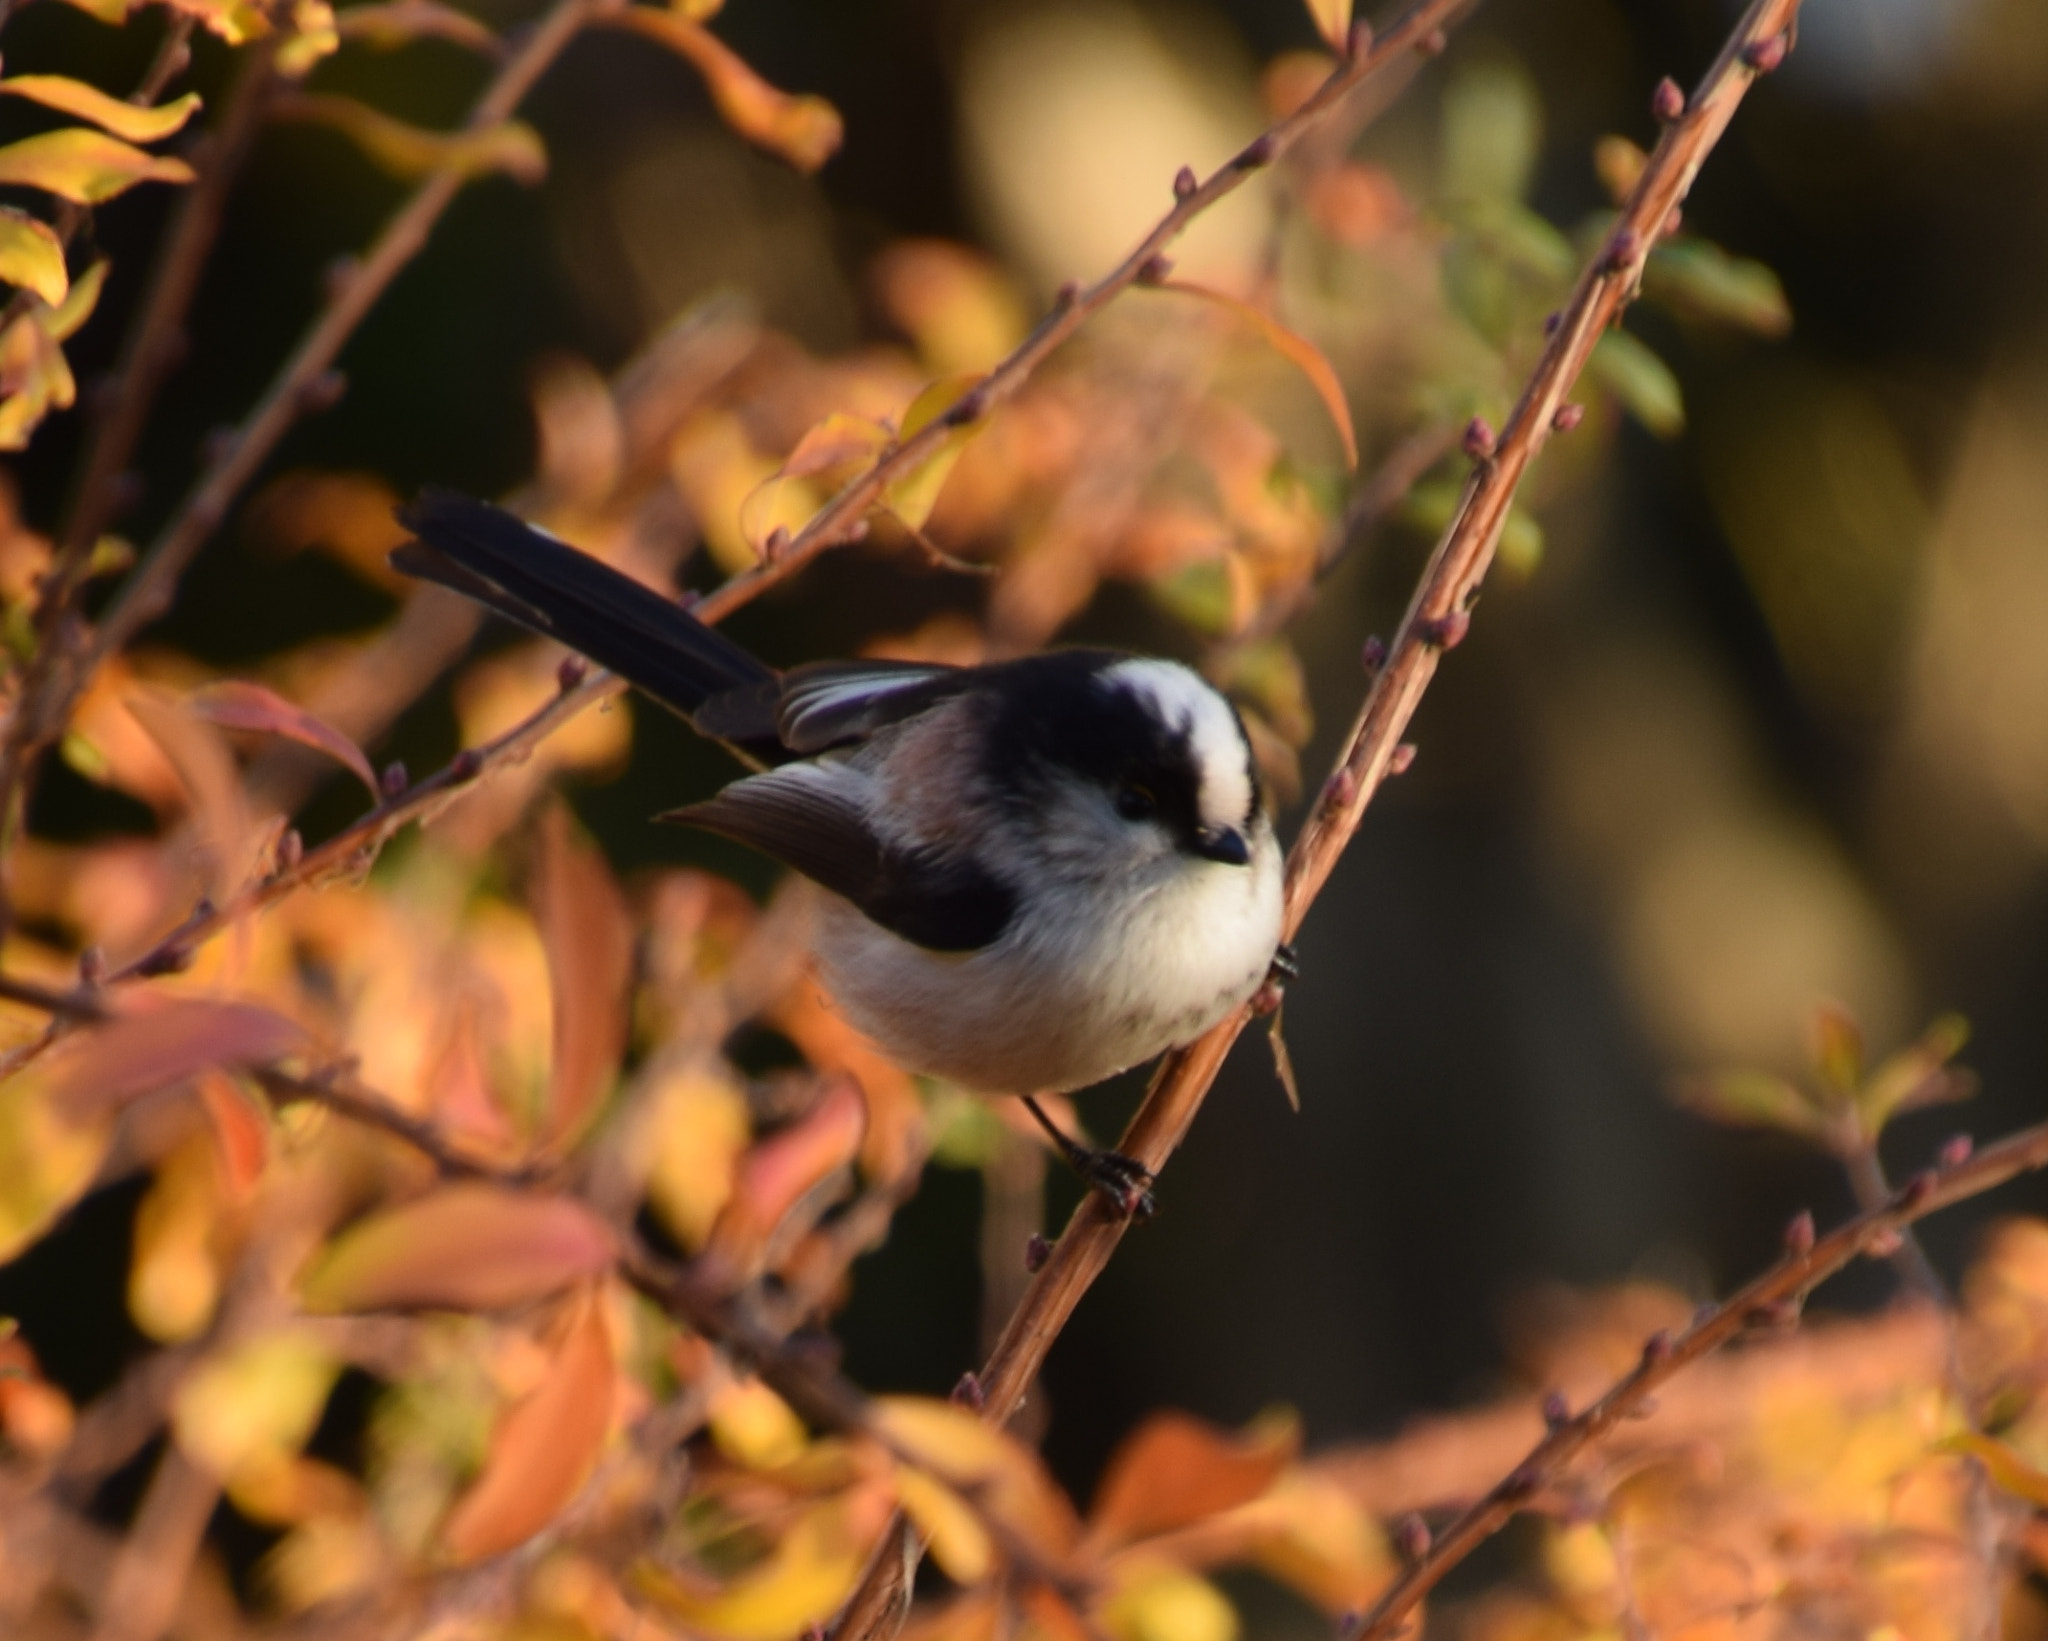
[187,680,379,799]
[532,806,633,1148]
[47,998,305,1119]
[441,1283,615,1562]
[1154,280,1358,469]
[300,1185,617,1313]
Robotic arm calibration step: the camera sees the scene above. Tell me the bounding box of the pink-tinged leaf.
[124,686,255,899]
[440,1283,615,1562]
[46,998,305,1120]
[1156,280,1357,469]
[704,1077,865,1285]
[1301,0,1352,53]
[532,806,633,1148]
[187,680,379,800]
[300,1185,617,1313]
[609,11,842,174]
[1086,1409,1299,1550]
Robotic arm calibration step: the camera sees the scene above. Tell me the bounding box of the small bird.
[393,493,1288,1211]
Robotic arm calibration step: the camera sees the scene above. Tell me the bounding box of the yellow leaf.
[873,1397,1080,1563]
[633,1490,885,1641]
[0,128,194,204]
[45,258,107,341]
[174,1329,340,1480]
[883,374,984,531]
[708,1374,808,1470]
[1300,0,1352,52]
[645,1066,750,1250]
[277,0,341,77]
[51,0,131,22]
[0,77,202,144]
[336,0,500,55]
[274,93,546,184]
[0,210,67,306]
[1154,281,1358,469]
[0,312,75,451]
[894,1466,994,1586]
[129,1131,229,1342]
[1101,1566,1239,1641]
[0,1073,109,1264]
[1944,1431,2048,1507]
[611,11,842,174]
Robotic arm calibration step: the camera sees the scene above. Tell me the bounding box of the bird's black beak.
[1192,825,1251,866]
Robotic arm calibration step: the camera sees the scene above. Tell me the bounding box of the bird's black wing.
[667,770,1016,952]
[393,492,776,732]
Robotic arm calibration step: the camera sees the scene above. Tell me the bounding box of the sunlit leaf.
[50,0,130,23]
[0,210,67,307]
[883,374,985,532]
[871,241,1027,375]
[1589,329,1684,436]
[1860,1013,1975,1134]
[245,468,411,591]
[873,1397,1081,1563]
[0,77,201,144]
[174,1329,340,1480]
[335,0,500,54]
[277,0,341,77]
[611,11,843,174]
[46,998,305,1119]
[187,679,380,798]
[1088,1409,1300,1550]
[704,1076,865,1285]
[1592,135,1648,205]
[1232,1471,1394,1613]
[1943,1432,2048,1507]
[1101,1566,1239,1641]
[646,1066,751,1250]
[532,804,633,1148]
[1155,281,1357,469]
[441,1284,615,1562]
[301,1185,617,1312]
[633,1488,887,1640]
[707,1373,808,1470]
[895,1464,994,1585]
[165,0,270,45]
[1646,238,1793,337]
[274,93,546,184]
[197,1067,269,1199]
[1809,1002,1864,1097]
[1671,1068,1827,1139]
[1300,0,1351,52]
[737,413,884,555]
[0,128,194,204]
[0,312,74,451]
[125,685,257,897]
[129,1130,230,1342]
[0,1075,110,1264]
[42,256,106,342]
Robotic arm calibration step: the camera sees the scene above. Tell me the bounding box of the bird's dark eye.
[1114,783,1157,821]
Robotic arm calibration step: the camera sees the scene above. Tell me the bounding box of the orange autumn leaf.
[440,1283,615,1562]
[196,1067,269,1200]
[123,685,257,898]
[1086,1409,1301,1551]
[1153,280,1357,469]
[612,11,842,175]
[532,805,633,1148]
[46,998,305,1119]
[1301,0,1352,52]
[300,1184,617,1312]
[187,679,379,799]
[774,974,923,1185]
[872,1397,1081,1565]
[704,1076,866,1284]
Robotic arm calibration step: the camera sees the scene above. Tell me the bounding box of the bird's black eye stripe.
[1115,784,1158,821]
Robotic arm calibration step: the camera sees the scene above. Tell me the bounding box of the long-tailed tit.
[394,493,1289,1211]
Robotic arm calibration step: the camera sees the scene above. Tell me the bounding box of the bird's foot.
[1022,1094,1157,1220]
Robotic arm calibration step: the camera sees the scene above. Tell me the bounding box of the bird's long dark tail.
[392,491,777,724]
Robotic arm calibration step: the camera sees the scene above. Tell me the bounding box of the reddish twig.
[831,1,1804,1634]
[1351,1113,2048,1637]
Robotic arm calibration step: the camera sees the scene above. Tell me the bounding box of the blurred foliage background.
[2,0,2048,1633]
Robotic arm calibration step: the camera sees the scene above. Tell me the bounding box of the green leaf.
[1149,558,1235,637]
[1672,1069,1828,1139]
[1439,58,1540,204]
[1809,1002,1864,1098]
[0,76,202,144]
[1859,1013,1975,1135]
[0,210,66,307]
[1645,239,1792,337]
[1589,329,1684,436]
[0,128,194,204]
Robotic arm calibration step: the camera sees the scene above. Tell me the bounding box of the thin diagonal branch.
[831,1,1804,1634]
[1352,1114,2048,1638]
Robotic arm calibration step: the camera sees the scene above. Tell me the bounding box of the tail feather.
[393,491,776,722]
